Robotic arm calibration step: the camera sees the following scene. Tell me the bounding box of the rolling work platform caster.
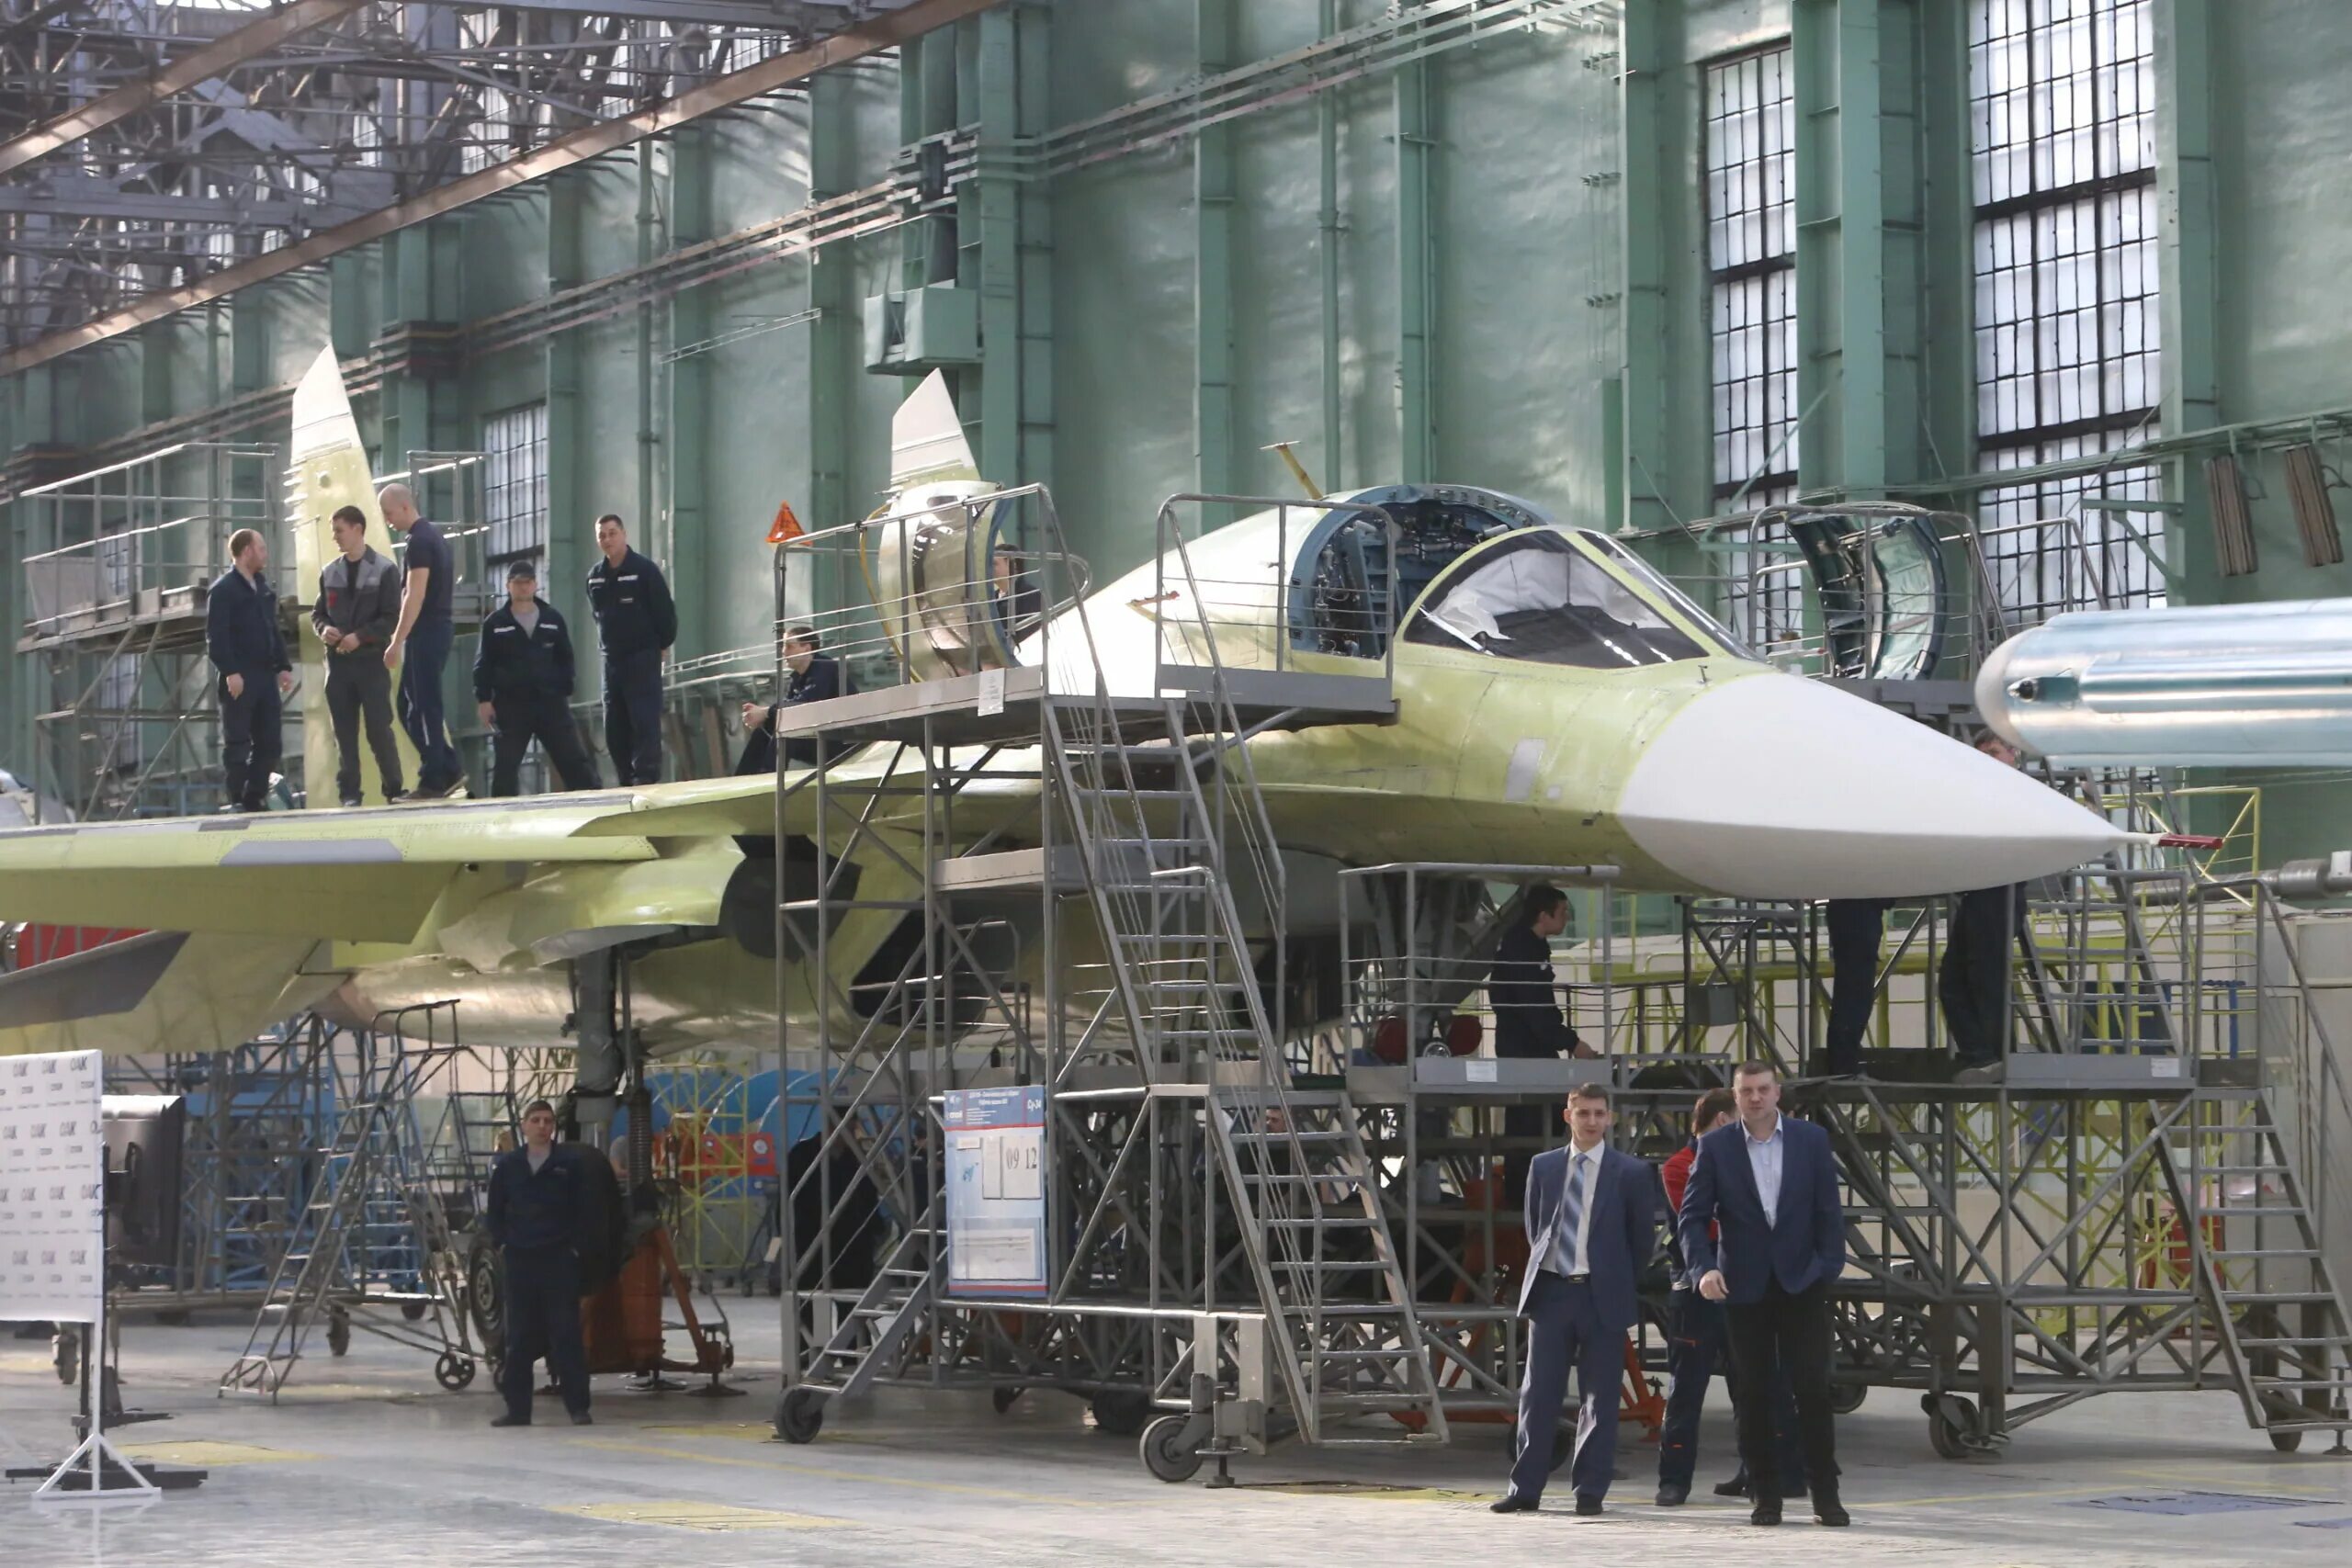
[1922,1392,2007,1460]
[776,1384,826,1444]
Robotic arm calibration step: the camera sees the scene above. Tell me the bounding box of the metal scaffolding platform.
[14,440,282,818]
[759,487,2349,1480]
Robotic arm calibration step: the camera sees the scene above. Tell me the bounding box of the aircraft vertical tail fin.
[888,369,982,491]
[286,346,420,807]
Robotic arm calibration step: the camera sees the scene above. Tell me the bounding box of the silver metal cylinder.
[1975,598,2352,766]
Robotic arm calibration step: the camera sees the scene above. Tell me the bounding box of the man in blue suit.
[1679,1060,1851,1528]
[1492,1083,1657,1517]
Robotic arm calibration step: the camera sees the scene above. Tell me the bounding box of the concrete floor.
[4,1307,2349,1566]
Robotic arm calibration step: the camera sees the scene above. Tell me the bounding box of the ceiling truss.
[0,0,927,351]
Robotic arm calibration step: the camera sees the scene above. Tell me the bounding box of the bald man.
[379,482,464,798]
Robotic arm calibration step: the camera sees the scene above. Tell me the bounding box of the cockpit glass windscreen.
[1404,532,1709,668]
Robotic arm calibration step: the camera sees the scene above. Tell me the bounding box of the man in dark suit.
[1492,1084,1657,1517]
[1678,1060,1850,1528]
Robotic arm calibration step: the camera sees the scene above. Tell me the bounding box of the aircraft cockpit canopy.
[1290,483,1747,667]
[1290,484,1547,659]
[1405,530,1707,667]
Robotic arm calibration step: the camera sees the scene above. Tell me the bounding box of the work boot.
[1751,1495,1783,1527]
[1656,1483,1689,1506]
[571,1411,594,1427]
[1815,1492,1850,1528]
[490,1413,529,1427]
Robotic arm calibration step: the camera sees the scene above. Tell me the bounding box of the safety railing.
[1334,863,1621,1072]
[767,481,1089,705]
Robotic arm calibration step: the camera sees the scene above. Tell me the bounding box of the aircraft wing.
[0,785,776,943]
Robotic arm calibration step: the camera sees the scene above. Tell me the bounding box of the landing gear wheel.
[326,1307,352,1358]
[1829,1381,1867,1416]
[1924,1393,1994,1461]
[1140,1415,1204,1484]
[51,1326,77,1385]
[1090,1393,1153,1438]
[991,1386,1023,1416]
[465,1229,504,1349]
[775,1386,826,1444]
[435,1351,476,1391]
[401,1301,429,1323]
[2269,1429,2303,1453]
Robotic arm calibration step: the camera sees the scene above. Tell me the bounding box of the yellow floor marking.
[2116,1467,2348,1497]
[570,1436,1144,1508]
[1860,1481,2154,1509]
[1248,1483,1489,1504]
[646,1422,799,1444]
[115,1439,322,1466]
[554,1501,845,1533]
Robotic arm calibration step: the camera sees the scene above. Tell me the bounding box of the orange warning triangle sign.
[766,499,806,545]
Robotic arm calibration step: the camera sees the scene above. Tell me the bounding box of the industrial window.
[481,402,548,568]
[1706,47,1798,503]
[1704,46,1800,652]
[1969,0,2164,618]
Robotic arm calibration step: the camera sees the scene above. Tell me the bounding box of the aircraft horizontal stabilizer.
[0,931,336,1057]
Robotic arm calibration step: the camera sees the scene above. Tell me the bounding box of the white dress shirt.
[1549,1145,1601,1275]
[1744,1113,1786,1225]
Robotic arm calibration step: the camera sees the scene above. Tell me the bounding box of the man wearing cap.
[473,559,599,797]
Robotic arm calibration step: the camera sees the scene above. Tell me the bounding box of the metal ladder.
[219,1029,463,1399]
[2157,1095,2352,1449]
[788,1194,944,1414]
[1041,623,1444,1444]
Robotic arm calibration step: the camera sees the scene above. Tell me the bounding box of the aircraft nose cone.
[1615,672,2128,899]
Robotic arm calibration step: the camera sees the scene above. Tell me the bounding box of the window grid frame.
[1968,0,2165,620]
[1704,43,1801,509]
[481,401,549,570]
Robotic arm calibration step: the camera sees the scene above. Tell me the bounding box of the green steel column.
[1793,0,1890,497]
[1013,5,1054,494]
[1318,0,1343,488]
[636,141,661,568]
[805,67,856,617]
[1917,0,1974,484]
[668,127,712,660]
[377,227,436,470]
[138,321,171,427]
[1617,0,1674,532]
[1875,0,1928,487]
[1194,0,1238,494]
[2157,0,2220,592]
[977,6,1026,486]
[545,175,586,641]
[1395,17,1436,485]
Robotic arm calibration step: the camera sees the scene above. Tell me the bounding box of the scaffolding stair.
[1044,685,1445,1446]
[794,1197,942,1404]
[218,1039,457,1400]
[2157,1100,2352,1448]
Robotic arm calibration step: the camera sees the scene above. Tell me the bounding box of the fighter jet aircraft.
[0,354,2132,1059]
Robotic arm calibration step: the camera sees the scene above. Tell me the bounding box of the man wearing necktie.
[1492,1084,1657,1517]
[1678,1060,1851,1528]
